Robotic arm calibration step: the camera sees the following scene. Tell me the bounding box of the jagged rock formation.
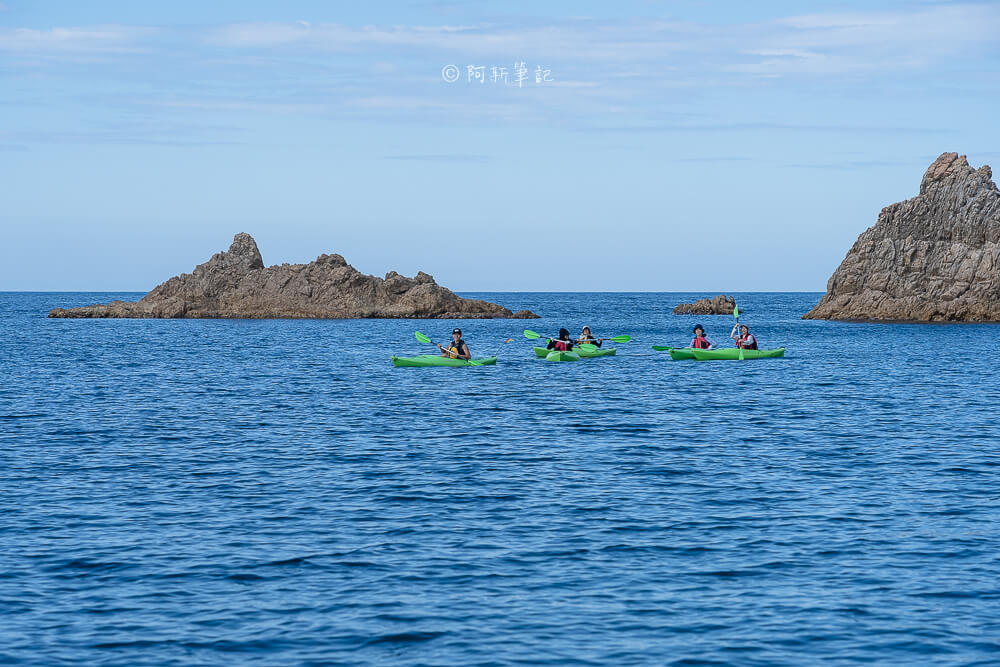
[673,294,737,315]
[49,233,539,319]
[804,152,1000,321]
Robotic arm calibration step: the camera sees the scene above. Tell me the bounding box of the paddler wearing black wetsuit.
[438,327,471,359]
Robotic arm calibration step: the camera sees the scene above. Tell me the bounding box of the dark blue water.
[3,291,1000,666]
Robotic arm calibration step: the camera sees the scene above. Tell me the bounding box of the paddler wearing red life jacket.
[690,324,713,349]
[437,327,471,359]
[730,323,758,350]
[547,328,574,352]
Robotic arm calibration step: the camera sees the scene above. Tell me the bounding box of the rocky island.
[804,152,1000,322]
[49,233,539,319]
[673,294,737,315]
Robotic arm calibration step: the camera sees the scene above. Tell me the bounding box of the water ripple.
[3,292,1000,665]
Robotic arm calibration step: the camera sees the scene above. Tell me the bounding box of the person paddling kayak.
[438,328,471,360]
[547,328,574,352]
[731,324,758,350]
[691,324,713,349]
[576,326,603,348]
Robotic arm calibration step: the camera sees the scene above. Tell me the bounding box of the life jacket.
[553,339,571,351]
[445,338,466,356]
[691,335,711,349]
[737,333,758,350]
[579,334,600,347]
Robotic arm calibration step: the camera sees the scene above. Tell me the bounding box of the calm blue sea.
[2,291,1000,666]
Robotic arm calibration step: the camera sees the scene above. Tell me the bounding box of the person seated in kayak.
[690,324,713,349]
[547,328,574,352]
[438,328,471,359]
[576,326,602,348]
[731,324,758,350]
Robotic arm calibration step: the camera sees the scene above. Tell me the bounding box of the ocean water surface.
[2,291,1000,665]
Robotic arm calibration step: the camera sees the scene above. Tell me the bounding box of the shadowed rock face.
[673,295,737,315]
[804,152,1000,322]
[49,233,540,319]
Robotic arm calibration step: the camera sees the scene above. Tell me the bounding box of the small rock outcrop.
[673,294,737,315]
[804,152,1000,321]
[49,233,539,319]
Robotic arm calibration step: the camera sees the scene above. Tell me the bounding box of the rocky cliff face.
[673,295,737,315]
[49,233,539,319]
[804,152,1000,321]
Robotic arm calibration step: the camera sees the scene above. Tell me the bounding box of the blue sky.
[2,0,998,291]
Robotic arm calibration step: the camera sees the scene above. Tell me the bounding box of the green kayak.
[690,348,785,361]
[533,346,616,359]
[545,350,580,362]
[578,347,616,358]
[391,355,497,368]
[667,348,697,361]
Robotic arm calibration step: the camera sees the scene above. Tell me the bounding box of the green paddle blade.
[651,345,671,351]
[609,335,631,343]
[523,329,541,339]
[578,343,598,352]
[733,305,739,319]
[415,331,432,344]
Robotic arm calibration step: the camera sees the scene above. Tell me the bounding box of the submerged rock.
[804,152,1000,321]
[673,294,737,315]
[49,233,539,319]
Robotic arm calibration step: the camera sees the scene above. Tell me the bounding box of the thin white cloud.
[2,4,995,76]
[0,25,155,53]
[1,4,997,139]
[196,4,999,77]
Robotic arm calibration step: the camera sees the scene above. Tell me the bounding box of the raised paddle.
[734,306,744,361]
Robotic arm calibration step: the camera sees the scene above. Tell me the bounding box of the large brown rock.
[673,294,737,315]
[804,153,1000,321]
[49,233,539,319]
